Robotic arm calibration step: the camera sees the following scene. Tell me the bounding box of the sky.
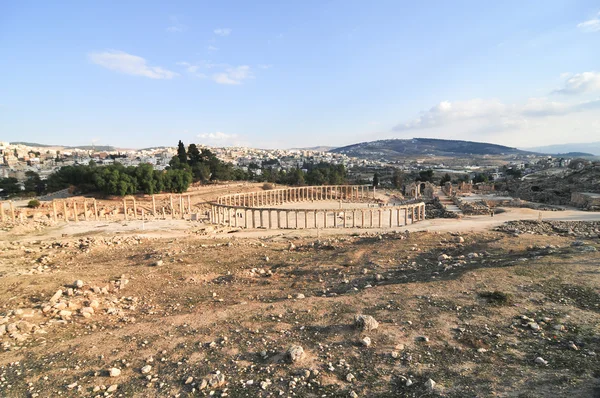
[1,0,599,150]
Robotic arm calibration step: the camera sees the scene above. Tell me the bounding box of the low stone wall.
[210,185,426,230]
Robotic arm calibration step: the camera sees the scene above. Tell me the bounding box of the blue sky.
[1,0,599,149]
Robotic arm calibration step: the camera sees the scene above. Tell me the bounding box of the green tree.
[440,173,452,186]
[177,140,187,164]
[187,144,201,165]
[135,164,157,194]
[391,169,404,189]
[373,173,380,187]
[416,169,434,183]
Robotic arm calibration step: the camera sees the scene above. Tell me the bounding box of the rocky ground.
[0,222,599,397]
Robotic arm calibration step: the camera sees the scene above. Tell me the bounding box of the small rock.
[534,357,548,366]
[287,345,305,363]
[141,365,152,374]
[360,337,372,347]
[109,367,121,377]
[354,314,378,331]
[74,280,84,288]
[425,378,436,390]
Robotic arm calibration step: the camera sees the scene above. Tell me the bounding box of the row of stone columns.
[0,194,197,224]
[218,185,373,206]
[211,203,426,229]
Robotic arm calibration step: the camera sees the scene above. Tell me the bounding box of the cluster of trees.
[0,171,45,197]
[46,162,192,196]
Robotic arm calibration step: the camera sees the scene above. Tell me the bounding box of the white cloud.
[89,50,178,79]
[577,14,600,32]
[554,71,600,95]
[198,132,238,141]
[212,66,253,85]
[394,99,510,131]
[207,45,219,51]
[214,28,232,36]
[391,94,600,146]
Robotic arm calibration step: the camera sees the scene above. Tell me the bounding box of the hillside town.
[0,141,589,195]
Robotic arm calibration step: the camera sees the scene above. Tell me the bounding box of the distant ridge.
[10,141,55,147]
[10,142,118,151]
[290,146,335,152]
[522,142,600,156]
[330,138,533,159]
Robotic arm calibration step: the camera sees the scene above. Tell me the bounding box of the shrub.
[27,199,41,208]
[263,183,275,190]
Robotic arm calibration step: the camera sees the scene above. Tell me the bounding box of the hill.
[330,138,530,159]
[10,141,55,147]
[9,142,117,151]
[523,142,600,156]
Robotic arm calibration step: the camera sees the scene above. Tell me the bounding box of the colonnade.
[217,185,375,207]
[210,185,426,230]
[0,194,194,224]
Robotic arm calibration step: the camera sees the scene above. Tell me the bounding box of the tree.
[416,169,434,183]
[192,163,211,182]
[187,143,201,165]
[440,173,452,186]
[0,177,21,195]
[373,173,380,187]
[392,170,404,189]
[177,140,187,164]
[166,169,193,193]
[135,163,157,194]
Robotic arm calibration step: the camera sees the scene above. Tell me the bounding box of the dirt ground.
[0,198,599,397]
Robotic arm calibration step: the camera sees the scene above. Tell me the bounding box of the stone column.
[261,210,265,228]
[304,211,308,229]
[378,209,382,228]
[162,207,167,220]
[323,211,327,228]
[74,202,79,222]
[343,211,347,228]
[179,195,184,219]
[123,198,128,220]
[370,210,374,228]
[83,201,88,221]
[352,210,356,227]
[52,200,57,222]
[313,210,317,228]
[268,210,272,229]
[389,209,393,227]
[0,202,5,223]
[295,211,299,229]
[362,210,365,227]
[152,195,156,216]
[405,208,408,225]
[63,201,68,222]
[188,195,192,214]
[133,198,138,220]
[169,195,174,216]
[234,210,238,228]
[94,200,98,221]
[412,206,415,223]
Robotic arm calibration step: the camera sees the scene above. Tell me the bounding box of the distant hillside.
[523,142,600,156]
[66,145,116,151]
[9,142,117,151]
[10,141,55,147]
[290,146,335,152]
[330,138,531,159]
